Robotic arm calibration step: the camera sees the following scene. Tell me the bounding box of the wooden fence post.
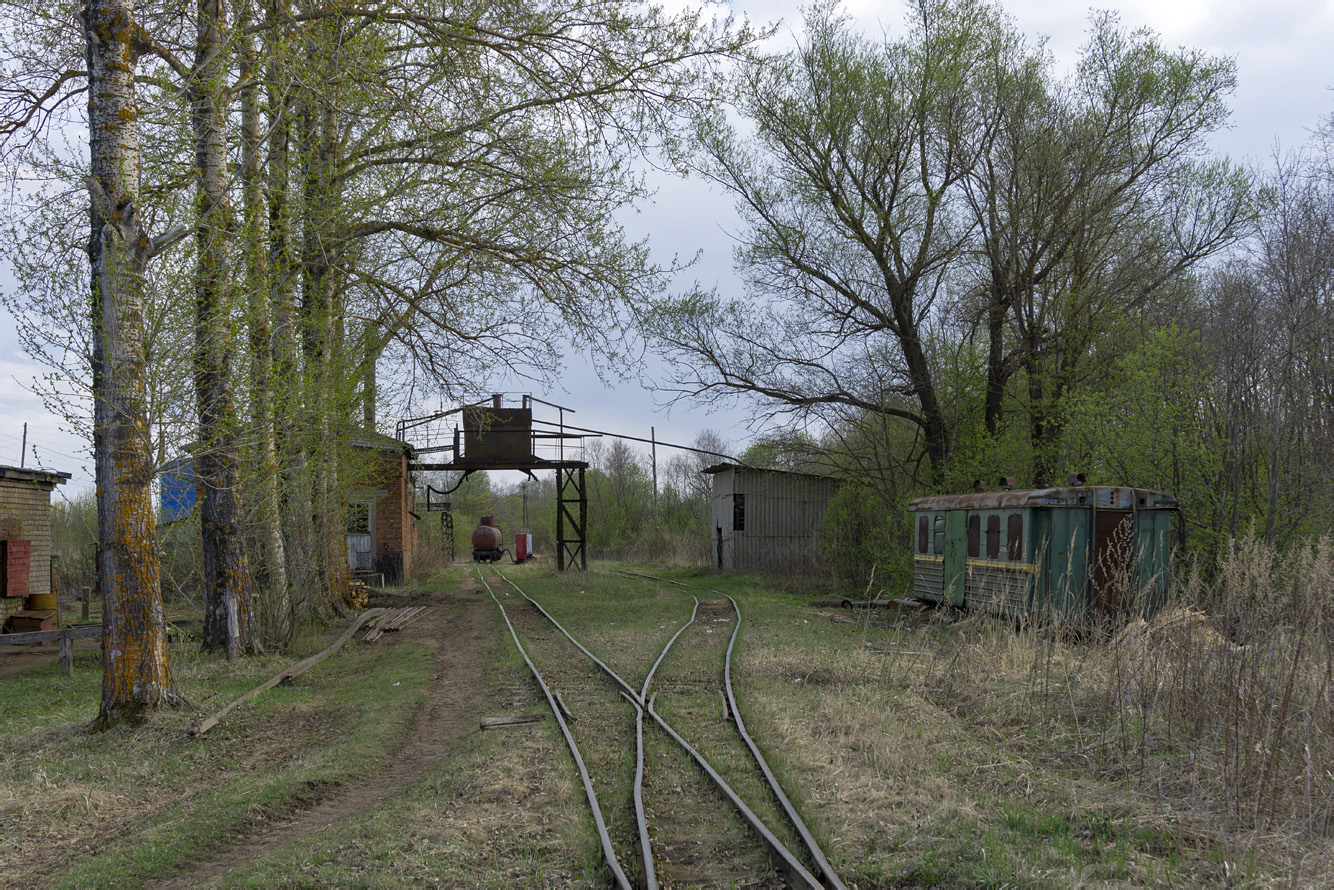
[59,629,73,677]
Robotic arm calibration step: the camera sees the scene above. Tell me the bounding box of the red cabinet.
[1,539,32,598]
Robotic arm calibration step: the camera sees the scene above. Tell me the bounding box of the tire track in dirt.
[153,581,497,889]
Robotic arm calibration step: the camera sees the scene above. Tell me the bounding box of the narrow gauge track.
[478,567,845,890]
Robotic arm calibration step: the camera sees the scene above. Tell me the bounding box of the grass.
[210,569,604,888]
[0,615,433,888]
[4,544,1333,887]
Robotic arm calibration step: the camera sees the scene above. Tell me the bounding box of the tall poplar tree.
[82,0,189,724]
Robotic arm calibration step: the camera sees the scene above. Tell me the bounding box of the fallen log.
[193,608,387,737]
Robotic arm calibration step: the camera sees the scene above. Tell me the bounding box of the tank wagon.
[471,515,505,563]
[908,475,1178,622]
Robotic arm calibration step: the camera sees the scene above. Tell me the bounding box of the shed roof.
[350,431,417,458]
[909,485,1178,511]
[701,462,836,482]
[0,465,72,488]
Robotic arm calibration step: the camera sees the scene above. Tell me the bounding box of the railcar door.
[943,510,967,606]
[1092,510,1134,619]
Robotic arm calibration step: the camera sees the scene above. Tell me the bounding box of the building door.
[347,501,373,572]
[943,510,967,605]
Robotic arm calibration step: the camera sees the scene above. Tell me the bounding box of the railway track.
[478,567,845,889]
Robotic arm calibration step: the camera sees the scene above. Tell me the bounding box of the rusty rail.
[492,567,824,889]
[618,570,847,890]
[476,570,632,890]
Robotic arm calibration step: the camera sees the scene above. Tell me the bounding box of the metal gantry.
[400,396,588,571]
[556,465,587,571]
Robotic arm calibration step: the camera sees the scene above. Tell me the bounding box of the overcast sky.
[3,0,1332,495]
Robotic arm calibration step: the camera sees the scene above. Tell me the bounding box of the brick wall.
[0,474,60,619]
[368,448,414,584]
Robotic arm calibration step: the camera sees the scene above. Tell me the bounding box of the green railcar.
[908,482,1178,622]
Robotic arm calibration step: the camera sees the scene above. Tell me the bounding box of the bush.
[817,483,911,594]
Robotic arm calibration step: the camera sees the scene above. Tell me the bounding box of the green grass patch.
[0,617,433,887]
[2,561,1322,886]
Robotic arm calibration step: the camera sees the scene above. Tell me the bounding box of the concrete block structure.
[0,465,72,628]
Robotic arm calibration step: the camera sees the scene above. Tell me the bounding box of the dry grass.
[0,635,430,888]
[728,536,1334,886]
[1085,534,1334,867]
[7,550,1333,887]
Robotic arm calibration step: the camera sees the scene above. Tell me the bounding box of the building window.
[986,515,1000,559]
[1007,513,1024,561]
[917,515,929,554]
[732,493,746,532]
[348,502,371,534]
[966,514,980,558]
[933,515,945,555]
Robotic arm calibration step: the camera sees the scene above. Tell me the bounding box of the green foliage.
[817,482,911,593]
[1061,323,1220,553]
[585,439,655,557]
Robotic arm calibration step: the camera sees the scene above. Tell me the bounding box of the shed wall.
[347,446,415,583]
[372,449,414,583]
[710,468,837,572]
[0,477,58,625]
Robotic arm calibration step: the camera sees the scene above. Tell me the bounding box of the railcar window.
[933,515,945,555]
[917,515,929,554]
[1007,513,1024,561]
[986,515,1000,559]
[966,515,980,558]
[733,493,745,532]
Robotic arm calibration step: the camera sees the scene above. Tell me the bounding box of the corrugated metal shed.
[703,463,839,572]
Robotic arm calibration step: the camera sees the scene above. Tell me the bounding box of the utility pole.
[651,426,658,532]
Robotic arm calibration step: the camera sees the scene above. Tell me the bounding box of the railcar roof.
[909,486,1178,511]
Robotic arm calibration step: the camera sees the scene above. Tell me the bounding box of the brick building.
[347,433,417,584]
[0,465,72,629]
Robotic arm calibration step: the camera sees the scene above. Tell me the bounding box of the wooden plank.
[364,606,428,642]
[389,606,426,630]
[362,610,395,642]
[480,713,548,729]
[0,624,101,646]
[193,608,387,737]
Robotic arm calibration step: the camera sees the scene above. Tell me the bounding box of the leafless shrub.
[1093,532,1334,838]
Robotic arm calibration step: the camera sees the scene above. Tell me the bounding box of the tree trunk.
[298,76,347,608]
[84,0,185,725]
[983,285,1010,436]
[264,0,315,628]
[240,0,290,645]
[191,0,258,659]
[893,298,949,481]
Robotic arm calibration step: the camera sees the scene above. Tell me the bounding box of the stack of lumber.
[364,606,428,642]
